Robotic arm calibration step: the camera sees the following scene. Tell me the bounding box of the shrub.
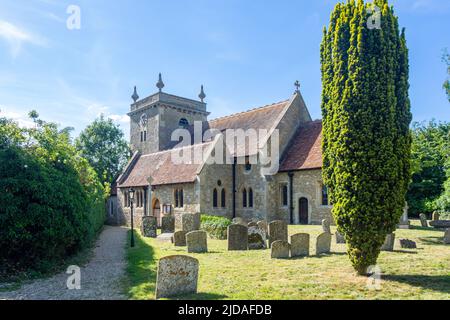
[200,215,232,240]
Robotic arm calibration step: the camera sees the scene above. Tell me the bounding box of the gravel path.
[0,226,128,300]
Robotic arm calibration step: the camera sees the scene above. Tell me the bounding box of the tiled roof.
[279,120,323,172]
[118,143,212,188]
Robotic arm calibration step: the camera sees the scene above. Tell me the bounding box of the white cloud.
[0,20,47,57]
[108,114,129,124]
[0,108,35,128]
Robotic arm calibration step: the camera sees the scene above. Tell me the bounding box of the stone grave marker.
[290,233,309,257]
[186,230,208,253]
[227,224,248,251]
[271,240,290,259]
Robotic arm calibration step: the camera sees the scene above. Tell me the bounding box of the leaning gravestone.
[268,220,288,248]
[141,216,157,238]
[173,230,187,246]
[335,231,346,244]
[186,230,208,253]
[322,219,331,234]
[161,215,175,233]
[381,233,395,251]
[155,255,199,299]
[227,224,248,251]
[290,233,309,257]
[444,229,450,245]
[432,212,440,221]
[419,214,428,227]
[248,226,266,250]
[399,239,417,249]
[257,220,268,234]
[271,240,290,259]
[316,232,331,255]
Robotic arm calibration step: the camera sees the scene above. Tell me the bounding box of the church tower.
[128,74,210,155]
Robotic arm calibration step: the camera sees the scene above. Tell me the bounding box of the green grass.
[125,221,450,300]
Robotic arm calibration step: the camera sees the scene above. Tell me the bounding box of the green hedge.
[200,215,232,240]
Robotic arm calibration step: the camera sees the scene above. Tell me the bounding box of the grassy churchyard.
[125,220,450,300]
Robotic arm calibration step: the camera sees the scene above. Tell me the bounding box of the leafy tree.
[321,0,412,274]
[0,112,105,278]
[407,121,450,215]
[443,49,450,102]
[75,115,130,186]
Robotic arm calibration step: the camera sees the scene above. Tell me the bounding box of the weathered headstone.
[157,233,174,242]
[432,211,440,221]
[316,232,331,255]
[173,230,187,246]
[381,233,395,251]
[248,221,258,228]
[161,215,175,233]
[271,240,290,259]
[268,220,288,248]
[141,216,157,238]
[444,229,450,245]
[429,220,450,228]
[232,217,247,226]
[419,213,428,227]
[335,231,346,244]
[186,230,208,253]
[155,255,199,299]
[290,233,309,257]
[399,239,417,249]
[181,213,201,233]
[248,226,266,250]
[322,219,331,234]
[227,224,248,251]
[257,220,268,234]
[398,205,410,229]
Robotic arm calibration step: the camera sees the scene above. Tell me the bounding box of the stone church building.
[113,76,332,228]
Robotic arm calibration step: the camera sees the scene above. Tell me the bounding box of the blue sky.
[0,0,448,137]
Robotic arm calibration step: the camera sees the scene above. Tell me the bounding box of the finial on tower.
[131,86,139,102]
[156,73,165,92]
[198,85,206,102]
[294,80,300,94]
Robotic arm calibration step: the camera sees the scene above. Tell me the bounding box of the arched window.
[213,188,218,208]
[124,192,128,208]
[179,189,184,207]
[179,118,189,128]
[245,156,252,172]
[174,189,179,208]
[282,185,288,207]
[322,185,329,206]
[221,189,226,208]
[242,188,247,207]
[248,188,254,208]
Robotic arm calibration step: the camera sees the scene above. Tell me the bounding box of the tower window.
[242,188,247,208]
[179,118,189,128]
[221,189,226,208]
[245,156,252,172]
[248,188,254,208]
[213,188,218,208]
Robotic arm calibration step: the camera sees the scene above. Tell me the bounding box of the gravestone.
[398,205,410,229]
[444,229,450,245]
[381,233,395,251]
[271,240,290,259]
[432,212,440,221]
[419,214,428,227]
[227,224,248,251]
[186,230,208,253]
[173,230,187,247]
[335,231,346,244]
[248,226,266,250]
[180,213,201,233]
[257,220,268,234]
[429,220,450,228]
[316,232,331,255]
[248,221,258,228]
[155,255,199,299]
[232,217,247,226]
[290,233,309,257]
[268,220,288,248]
[399,239,417,249]
[161,215,175,233]
[141,216,157,238]
[322,219,331,234]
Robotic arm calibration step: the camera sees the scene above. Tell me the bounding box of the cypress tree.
[321,0,412,275]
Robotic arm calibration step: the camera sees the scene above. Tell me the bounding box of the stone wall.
[129,107,160,155]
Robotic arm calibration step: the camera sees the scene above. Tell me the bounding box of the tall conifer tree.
[320,0,412,274]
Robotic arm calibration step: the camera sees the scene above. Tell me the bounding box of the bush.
[200,215,232,240]
[0,114,105,280]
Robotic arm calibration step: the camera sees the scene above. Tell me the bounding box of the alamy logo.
[366,265,382,290]
[66,265,81,290]
[66,5,81,30]
[367,4,381,30]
